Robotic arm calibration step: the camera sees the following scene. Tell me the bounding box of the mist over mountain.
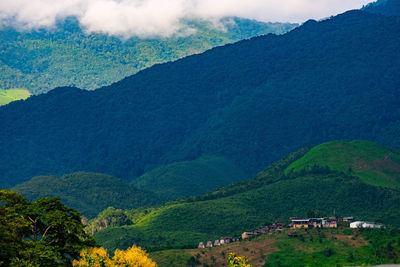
[0,17,296,95]
[1,10,399,189]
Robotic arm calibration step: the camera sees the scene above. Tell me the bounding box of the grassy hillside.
[0,17,296,95]
[1,11,399,188]
[0,89,30,106]
[285,140,400,188]
[132,155,247,200]
[13,172,164,218]
[150,228,400,267]
[93,141,400,252]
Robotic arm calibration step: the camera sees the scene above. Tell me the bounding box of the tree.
[0,190,95,266]
[73,245,157,267]
[228,253,252,267]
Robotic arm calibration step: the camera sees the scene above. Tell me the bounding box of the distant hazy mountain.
[363,0,400,16]
[0,17,296,95]
[0,10,399,188]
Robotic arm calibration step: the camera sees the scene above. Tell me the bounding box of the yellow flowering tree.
[73,245,157,267]
[228,253,252,267]
[112,246,157,267]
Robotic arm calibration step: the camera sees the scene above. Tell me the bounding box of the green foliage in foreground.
[0,88,30,105]
[0,189,94,266]
[14,172,164,218]
[0,17,296,95]
[132,155,248,201]
[265,228,400,267]
[285,140,400,188]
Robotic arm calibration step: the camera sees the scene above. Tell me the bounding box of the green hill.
[1,10,400,188]
[13,172,164,218]
[285,140,400,188]
[132,155,247,201]
[0,17,296,95]
[150,228,400,267]
[93,141,400,252]
[0,89,30,106]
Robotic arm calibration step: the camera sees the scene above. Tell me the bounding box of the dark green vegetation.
[0,88,31,106]
[92,141,400,252]
[265,228,400,266]
[0,17,296,95]
[0,190,94,266]
[13,172,163,218]
[132,155,247,200]
[286,140,400,188]
[1,9,400,188]
[13,157,248,217]
[364,0,400,16]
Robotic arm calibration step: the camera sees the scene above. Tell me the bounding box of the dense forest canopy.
[0,10,399,188]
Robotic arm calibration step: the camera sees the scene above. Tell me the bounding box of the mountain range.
[0,17,296,95]
[0,5,399,189]
[1,1,400,265]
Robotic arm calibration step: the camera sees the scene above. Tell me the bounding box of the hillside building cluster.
[198,223,284,248]
[198,216,383,249]
[241,223,284,239]
[198,236,240,249]
[290,217,342,229]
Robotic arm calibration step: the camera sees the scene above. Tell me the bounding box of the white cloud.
[0,0,373,38]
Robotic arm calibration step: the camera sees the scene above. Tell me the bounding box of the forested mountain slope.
[363,0,400,16]
[93,141,400,251]
[0,17,296,94]
[132,155,247,201]
[1,10,400,188]
[13,172,163,218]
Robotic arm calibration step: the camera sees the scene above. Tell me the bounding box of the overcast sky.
[0,0,374,38]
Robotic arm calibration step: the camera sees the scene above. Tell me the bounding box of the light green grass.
[285,140,400,188]
[0,88,31,106]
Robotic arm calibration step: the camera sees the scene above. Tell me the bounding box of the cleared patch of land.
[0,88,31,106]
[285,140,400,188]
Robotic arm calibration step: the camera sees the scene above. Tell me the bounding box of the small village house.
[350,221,383,229]
[242,231,256,239]
[214,240,221,246]
[206,241,213,248]
[343,217,354,222]
[198,242,205,249]
[323,217,338,228]
[291,218,310,228]
[220,237,233,244]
